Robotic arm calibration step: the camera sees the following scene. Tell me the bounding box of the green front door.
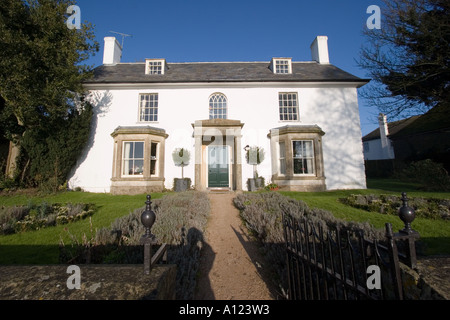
[208,146,229,188]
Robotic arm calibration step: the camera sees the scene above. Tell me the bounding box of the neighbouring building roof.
[362,115,422,142]
[84,61,369,85]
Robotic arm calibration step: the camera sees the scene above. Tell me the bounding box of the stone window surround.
[110,126,168,195]
[268,125,326,191]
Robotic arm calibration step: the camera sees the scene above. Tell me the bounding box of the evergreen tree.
[359,0,450,118]
[0,0,98,190]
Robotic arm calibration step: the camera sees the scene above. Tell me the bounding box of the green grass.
[0,191,166,264]
[1,178,449,263]
[280,178,450,256]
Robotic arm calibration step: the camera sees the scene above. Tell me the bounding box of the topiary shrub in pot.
[172,147,191,192]
[245,146,265,191]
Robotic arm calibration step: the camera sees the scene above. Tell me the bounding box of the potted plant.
[265,183,279,191]
[172,147,191,192]
[245,146,265,191]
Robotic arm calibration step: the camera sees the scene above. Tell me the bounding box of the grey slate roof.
[85,61,369,85]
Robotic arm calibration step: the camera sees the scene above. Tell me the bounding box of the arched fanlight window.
[209,93,227,119]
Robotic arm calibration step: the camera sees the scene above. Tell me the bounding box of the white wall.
[68,83,366,192]
[363,138,395,161]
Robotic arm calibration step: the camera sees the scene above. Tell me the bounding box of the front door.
[208,146,229,188]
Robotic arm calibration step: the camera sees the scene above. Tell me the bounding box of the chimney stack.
[378,113,395,159]
[310,36,330,64]
[103,37,122,65]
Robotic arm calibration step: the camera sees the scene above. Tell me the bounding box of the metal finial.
[398,192,416,234]
[141,194,155,238]
[141,194,156,274]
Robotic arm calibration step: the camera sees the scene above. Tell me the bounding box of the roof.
[390,104,450,139]
[363,104,450,142]
[362,115,422,142]
[84,61,369,85]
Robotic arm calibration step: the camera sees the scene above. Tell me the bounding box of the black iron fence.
[283,192,420,300]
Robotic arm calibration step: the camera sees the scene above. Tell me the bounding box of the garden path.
[194,192,277,300]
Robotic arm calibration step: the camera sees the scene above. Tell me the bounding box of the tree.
[359,0,450,119]
[0,0,99,189]
[172,148,190,179]
[245,146,265,179]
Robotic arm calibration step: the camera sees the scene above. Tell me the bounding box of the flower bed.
[339,194,450,220]
[0,202,96,234]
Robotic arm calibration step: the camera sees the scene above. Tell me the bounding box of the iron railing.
[283,192,419,300]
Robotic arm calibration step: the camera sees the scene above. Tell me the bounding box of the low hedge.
[233,192,385,298]
[59,191,210,300]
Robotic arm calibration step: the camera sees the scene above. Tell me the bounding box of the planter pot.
[174,178,190,192]
[247,178,264,191]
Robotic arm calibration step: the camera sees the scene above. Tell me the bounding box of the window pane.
[151,143,158,158]
[134,142,144,159]
[280,159,286,175]
[293,159,304,174]
[134,160,144,175]
[124,142,133,159]
[150,160,156,175]
[293,141,302,158]
[123,160,133,175]
[305,159,314,174]
[279,142,286,175]
[304,141,313,157]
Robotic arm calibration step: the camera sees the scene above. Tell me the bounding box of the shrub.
[60,191,210,300]
[233,192,385,298]
[0,205,30,234]
[394,159,450,191]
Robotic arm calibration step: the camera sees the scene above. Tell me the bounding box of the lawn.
[0,178,449,264]
[0,191,165,264]
[280,178,450,256]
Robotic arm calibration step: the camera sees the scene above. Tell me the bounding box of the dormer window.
[145,59,166,75]
[271,58,292,74]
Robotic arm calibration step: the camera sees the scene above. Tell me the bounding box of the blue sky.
[75,0,384,136]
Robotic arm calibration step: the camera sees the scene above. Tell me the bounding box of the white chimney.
[310,36,330,64]
[378,113,395,159]
[103,37,122,65]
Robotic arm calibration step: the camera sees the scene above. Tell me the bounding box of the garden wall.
[402,257,450,300]
[0,264,176,300]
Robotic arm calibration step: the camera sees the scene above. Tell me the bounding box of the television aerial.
[109,31,133,48]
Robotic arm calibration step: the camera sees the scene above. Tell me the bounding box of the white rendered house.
[68,36,369,194]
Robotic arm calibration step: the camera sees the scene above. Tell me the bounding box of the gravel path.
[194,192,276,300]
